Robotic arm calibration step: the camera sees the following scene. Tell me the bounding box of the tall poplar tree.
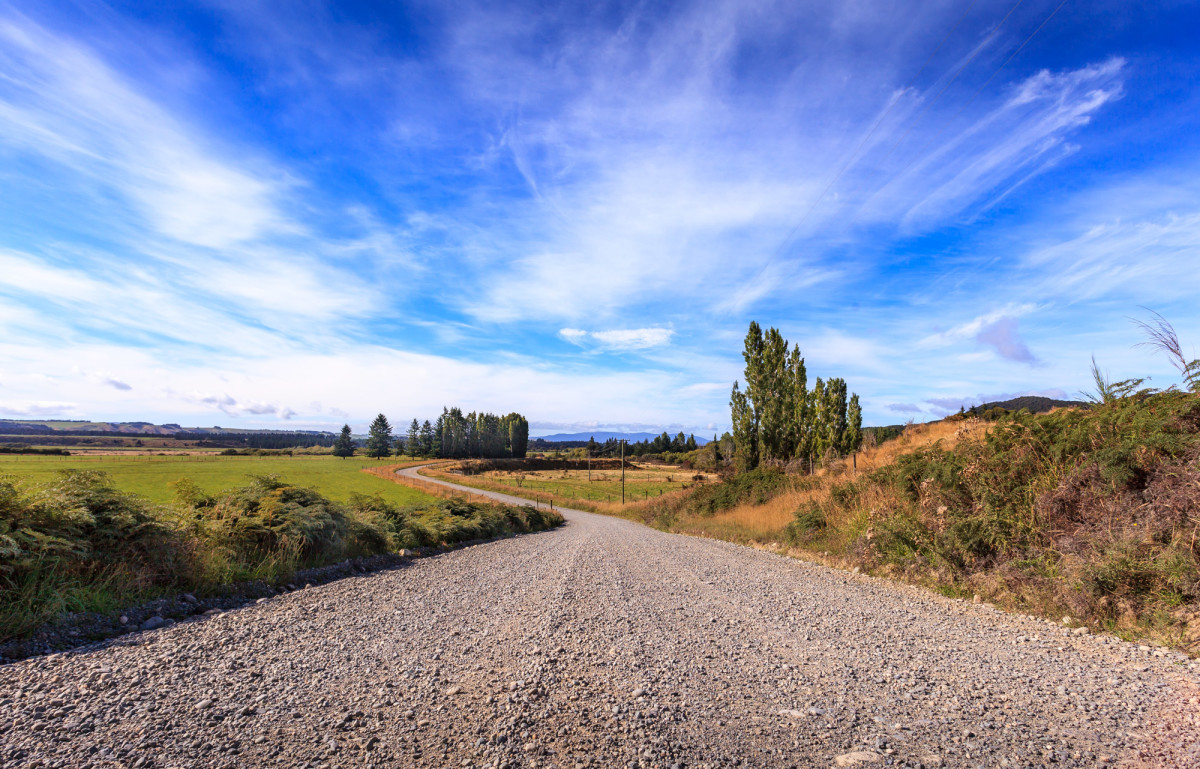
[730,381,757,473]
[730,321,862,473]
[365,414,393,459]
[843,394,863,456]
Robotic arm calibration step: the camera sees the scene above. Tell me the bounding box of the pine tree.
[332,424,355,459]
[365,414,393,459]
[420,420,434,456]
[686,434,698,451]
[406,419,421,457]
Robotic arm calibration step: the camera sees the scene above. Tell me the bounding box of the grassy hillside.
[625,394,1200,652]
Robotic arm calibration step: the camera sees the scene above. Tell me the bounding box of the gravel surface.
[3,468,1198,768]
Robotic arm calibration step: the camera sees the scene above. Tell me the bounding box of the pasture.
[0,454,436,506]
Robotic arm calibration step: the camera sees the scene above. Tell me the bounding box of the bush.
[687,468,796,516]
[788,392,1200,644]
[1,473,565,641]
[0,471,192,638]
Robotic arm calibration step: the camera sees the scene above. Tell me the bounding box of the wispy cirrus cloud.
[0,17,284,248]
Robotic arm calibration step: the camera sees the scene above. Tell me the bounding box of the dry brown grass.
[668,419,993,545]
[362,461,500,505]
[854,418,990,472]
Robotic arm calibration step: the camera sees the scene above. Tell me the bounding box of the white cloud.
[591,328,674,350]
[559,328,589,344]
[558,327,674,351]
[919,304,1039,349]
[0,401,78,417]
[0,17,285,248]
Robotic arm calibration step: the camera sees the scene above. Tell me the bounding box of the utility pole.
[620,439,626,505]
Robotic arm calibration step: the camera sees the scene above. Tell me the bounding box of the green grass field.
[0,455,435,506]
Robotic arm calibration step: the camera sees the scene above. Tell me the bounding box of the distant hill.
[0,419,334,436]
[536,431,709,445]
[966,396,1089,416]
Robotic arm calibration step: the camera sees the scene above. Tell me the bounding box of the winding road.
[3,467,1198,768]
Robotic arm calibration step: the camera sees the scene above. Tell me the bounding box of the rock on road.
[3,468,1199,769]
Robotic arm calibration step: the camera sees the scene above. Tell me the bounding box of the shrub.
[0,471,192,638]
[787,392,1200,644]
[2,472,564,641]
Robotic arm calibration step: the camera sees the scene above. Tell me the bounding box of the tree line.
[333,408,529,460]
[176,431,337,449]
[730,321,862,472]
[573,432,700,457]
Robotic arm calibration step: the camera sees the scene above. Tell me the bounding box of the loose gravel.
[3,470,1198,768]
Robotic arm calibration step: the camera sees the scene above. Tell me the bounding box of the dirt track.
[3,468,1198,768]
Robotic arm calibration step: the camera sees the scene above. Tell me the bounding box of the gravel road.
[3,468,1199,769]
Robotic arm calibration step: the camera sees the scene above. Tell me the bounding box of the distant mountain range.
[534,431,710,444]
[0,419,333,436]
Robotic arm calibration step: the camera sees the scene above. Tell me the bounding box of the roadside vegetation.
[440,317,1200,653]
[0,464,562,641]
[623,317,1200,652]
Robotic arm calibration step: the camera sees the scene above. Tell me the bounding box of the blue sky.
[1,0,1198,436]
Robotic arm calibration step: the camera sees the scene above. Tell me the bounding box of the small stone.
[196,699,214,710]
[1062,615,1072,625]
[141,616,165,631]
[807,706,826,716]
[446,686,463,695]
[119,615,129,625]
[1072,626,1089,636]
[973,594,982,604]
[182,593,198,604]
[835,751,883,766]
[632,687,646,698]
